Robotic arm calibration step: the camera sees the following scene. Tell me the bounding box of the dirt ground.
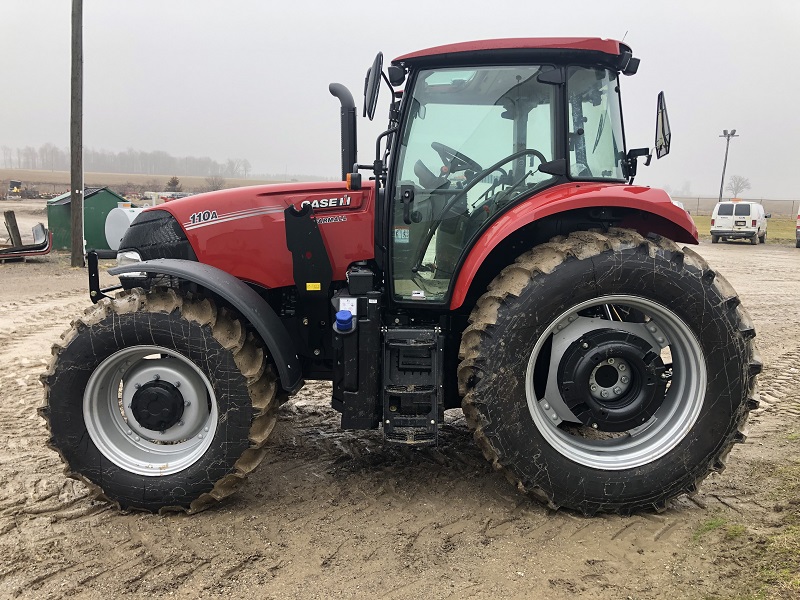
[0,200,798,599]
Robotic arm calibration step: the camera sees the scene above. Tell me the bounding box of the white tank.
[105,207,144,251]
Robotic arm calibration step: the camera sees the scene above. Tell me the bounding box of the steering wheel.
[410,148,548,273]
[431,142,483,174]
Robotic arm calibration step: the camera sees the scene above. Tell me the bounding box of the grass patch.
[725,524,747,540]
[694,516,748,542]
[694,515,728,540]
[750,461,800,598]
[692,215,797,241]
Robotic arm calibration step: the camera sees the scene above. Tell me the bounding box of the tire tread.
[458,228,759,514]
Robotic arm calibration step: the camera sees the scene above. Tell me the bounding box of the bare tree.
[224,158,243,178]
[725,175,751,198]
[242,159,251,179]
[145,178,163,192]
[205,176,226,191]
[1,146,11,169]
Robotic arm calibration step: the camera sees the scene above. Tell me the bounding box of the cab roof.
[392,38,635,72]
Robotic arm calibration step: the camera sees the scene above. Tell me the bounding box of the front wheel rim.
[525,295,706,470]
[83,345,218,476]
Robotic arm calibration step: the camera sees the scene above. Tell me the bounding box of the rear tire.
[458,229,760,514]
[711,235,719,244]
[40,288,280,513]
[750,234,758,245]
[759,231,766,244]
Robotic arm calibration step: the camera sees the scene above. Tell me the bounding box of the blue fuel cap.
[335,309,353,332]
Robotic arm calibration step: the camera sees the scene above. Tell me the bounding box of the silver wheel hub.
[83,345,218,476]
[526,295,706,471]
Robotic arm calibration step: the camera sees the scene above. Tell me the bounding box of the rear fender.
[450,183,698,310]
[109,259,302,392]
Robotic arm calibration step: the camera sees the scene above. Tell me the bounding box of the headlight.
[116,250,144,278]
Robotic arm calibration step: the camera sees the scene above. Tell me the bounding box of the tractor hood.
[128,180,376,290]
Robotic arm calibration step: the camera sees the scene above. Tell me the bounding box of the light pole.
[718,129,738,202]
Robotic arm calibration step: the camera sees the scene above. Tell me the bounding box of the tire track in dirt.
[756,347,800,419]
[0,292,91,357]
[696,346,800,520]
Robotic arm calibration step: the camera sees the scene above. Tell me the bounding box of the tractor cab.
[350,39,667,306]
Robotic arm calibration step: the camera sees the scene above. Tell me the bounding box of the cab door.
[714,203,735,231]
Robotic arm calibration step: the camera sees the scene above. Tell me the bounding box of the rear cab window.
[717,204,734,216]
[734,204,751,216]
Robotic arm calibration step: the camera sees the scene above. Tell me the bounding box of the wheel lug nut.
[618,364,626,371]
[184,400,191,407]
[608,358,615,365]
[175,381,181,388]
[601,390,609,398]
[543,402,550,410]
[613,387,622,395]
[590,384,598,392]
[134,383,141,389]
[581,342,589,349]
[178,420,184,426]
[591,422,598,429]
[621,376,629,384]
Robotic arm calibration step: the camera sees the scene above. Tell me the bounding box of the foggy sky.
[2,0,798,198]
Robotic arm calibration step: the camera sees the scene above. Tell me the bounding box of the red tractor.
[41,38,760,515]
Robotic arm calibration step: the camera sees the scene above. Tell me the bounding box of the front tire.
[458,229,760,514]
[40,288,280,513]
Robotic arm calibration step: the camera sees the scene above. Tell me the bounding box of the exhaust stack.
[328,83,358,181]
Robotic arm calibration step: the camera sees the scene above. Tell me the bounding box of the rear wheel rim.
[83,345,218,476]
[525,295,706,470]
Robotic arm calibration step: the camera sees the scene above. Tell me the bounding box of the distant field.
[692,215,797,241]
[0,168,282,195]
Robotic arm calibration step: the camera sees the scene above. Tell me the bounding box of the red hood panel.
[150,181,375,289]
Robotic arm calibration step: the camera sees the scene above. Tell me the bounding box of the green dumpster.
[47,187,128,251]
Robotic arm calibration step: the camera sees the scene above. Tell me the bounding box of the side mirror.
[387,65,405,87]
[655,91,671,159]
[766,213,772,219]
[363,52,383,121]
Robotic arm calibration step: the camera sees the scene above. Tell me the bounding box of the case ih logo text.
[297,195,352,210]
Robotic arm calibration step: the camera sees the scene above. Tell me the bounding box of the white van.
[710,200,769,245]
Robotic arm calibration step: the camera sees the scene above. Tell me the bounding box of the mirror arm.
[623,147,652,184]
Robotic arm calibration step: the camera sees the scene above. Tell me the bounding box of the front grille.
[119,210,197,261]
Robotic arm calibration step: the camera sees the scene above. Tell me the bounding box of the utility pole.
[70,0,84,267]
[718,129,738,203]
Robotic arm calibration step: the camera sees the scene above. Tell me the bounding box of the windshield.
[566,67,625,179]
[390,65,557,302]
